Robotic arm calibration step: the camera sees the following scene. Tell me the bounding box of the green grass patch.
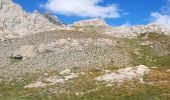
[127,33,170,68]
[0,68,170,100]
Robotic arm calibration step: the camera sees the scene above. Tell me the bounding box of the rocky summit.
[0,0,170,100]
[0,0,61,36]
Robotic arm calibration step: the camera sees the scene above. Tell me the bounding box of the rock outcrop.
[44,11,62,25]
[0,0,61,36]
[95,65,150,83]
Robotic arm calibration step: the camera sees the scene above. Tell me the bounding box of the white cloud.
[151,13,170,28]
[43,0,120,19]
[150,0,170,28]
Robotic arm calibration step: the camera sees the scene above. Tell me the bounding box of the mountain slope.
[0,0,170,99]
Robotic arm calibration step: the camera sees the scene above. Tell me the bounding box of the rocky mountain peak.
[33,10,40,14]
[0,0,13,9]
[72,18,108,27]
[0,0,12,4]
[0,0,61,36]
[44,11,62,25]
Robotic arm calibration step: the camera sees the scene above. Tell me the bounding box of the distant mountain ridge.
[0,0,169,40]
[72,19,170,38]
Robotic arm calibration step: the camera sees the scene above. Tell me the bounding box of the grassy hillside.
[0,32,169,99]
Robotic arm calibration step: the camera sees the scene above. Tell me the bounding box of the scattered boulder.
[11,55,23,60]
[166,69,170,72]
[45,76,65,83]
[44,73,49,76]
[64,73,78,80]
[59,69,71,75]
[105,70,111,73]
[24,81,48,88]
[24,72,79,88]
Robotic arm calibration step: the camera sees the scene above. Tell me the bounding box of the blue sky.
[13,0,169,26]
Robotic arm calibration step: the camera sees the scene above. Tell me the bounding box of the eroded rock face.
[44,11,62,25]
[0,0,60,36]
